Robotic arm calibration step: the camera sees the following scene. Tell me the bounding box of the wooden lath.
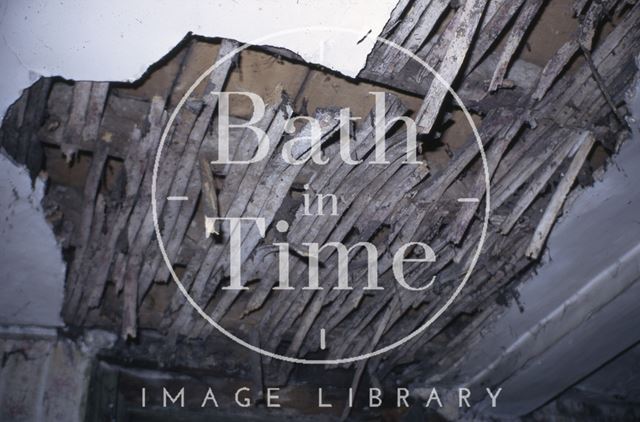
[0,0,637,391]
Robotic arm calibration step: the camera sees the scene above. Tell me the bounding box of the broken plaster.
[0,0,399,328]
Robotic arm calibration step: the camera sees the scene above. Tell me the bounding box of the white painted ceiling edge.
[0,0,400,120]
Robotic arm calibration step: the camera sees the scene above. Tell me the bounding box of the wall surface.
[0,154,65,327]
[0,330,116,422]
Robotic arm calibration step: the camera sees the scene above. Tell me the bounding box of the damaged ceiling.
[1,0,639,420]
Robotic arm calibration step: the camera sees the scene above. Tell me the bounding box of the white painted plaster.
[0,153,65,326]
[0,0,399,120]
